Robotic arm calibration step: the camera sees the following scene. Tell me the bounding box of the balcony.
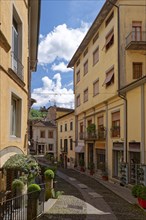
[126,31,146,50]
[60,146,68,153]
[11,51,24,81]
[79,129,106,141]
[110,126,120,138]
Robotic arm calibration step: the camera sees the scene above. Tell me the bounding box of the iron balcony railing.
[79,129,106,141]
[11,51,24,81]
[126,31,146,49]
[110,126,120,138]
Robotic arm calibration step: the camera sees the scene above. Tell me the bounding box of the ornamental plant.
[44,169,54,180]
[131,184,143,198]
[12,179,24,192]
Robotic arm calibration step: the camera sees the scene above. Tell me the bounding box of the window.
[48,131,53,138]
[64,139,68,152]
[76,59,80,67]
[83,47,88,57]
[70,139,73,150]
[65,123,67,131]
[76,95,80,107]
[60,125,62,132]
[98,116,104,129]
[70,121,73,130]
[76,70,80,83]
[132,21,142,41]
[103,67,114,87]
[93,47,99,65]
[105,11,114,27]
[80,122,83,139]
[88,120,92,126]
[133,62,142,79]
[84,88,88,102]
[105,29,114,51]
[84,60,88,75]
[111,111,120,137]
[48,144,53,151]
[12,7,23,79]
[93,32,99,44]
[93,80,99,96]
[60,139,62,149]
[10,94,21,137]
[40,130,45,138]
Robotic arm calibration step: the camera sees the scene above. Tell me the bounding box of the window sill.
[8,68,25,88]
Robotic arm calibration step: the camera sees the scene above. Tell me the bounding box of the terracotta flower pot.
[138,198,146,209]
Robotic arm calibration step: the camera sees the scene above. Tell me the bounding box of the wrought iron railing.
[11,51,24,81]
[126,31,146,47]
[110,126,120,138]
[0,185,45,220]
[79,129,106,141]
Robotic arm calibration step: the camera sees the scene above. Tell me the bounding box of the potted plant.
[131,184,143,198]
[79,158,85,172]
[89,162,95,175]
[27,184,41,220]
[12,179,24,209]
[87,124,96,138]
[44,169,55,201]
[137,185,146,209]
[101,170,108,181]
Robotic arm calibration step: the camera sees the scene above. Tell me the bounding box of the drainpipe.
[109,0,128,163]
[141,84,145,164]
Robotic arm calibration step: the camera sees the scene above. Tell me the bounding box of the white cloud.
[32,73,74,108]
[51,62,72,73]
[38,22,89,65]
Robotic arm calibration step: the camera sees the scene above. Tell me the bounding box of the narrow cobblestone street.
[39,168,146,220]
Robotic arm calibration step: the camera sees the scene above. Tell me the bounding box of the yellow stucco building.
[56,111,75,168]
[0,0,40,192]
[68,0,146,184]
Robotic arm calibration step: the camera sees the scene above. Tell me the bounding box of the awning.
[102,71,114,86]
[75,145,85,153]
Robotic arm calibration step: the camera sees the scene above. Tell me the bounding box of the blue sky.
[31,0,106,109]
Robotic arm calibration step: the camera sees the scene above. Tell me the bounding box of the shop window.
[133,62,142,79]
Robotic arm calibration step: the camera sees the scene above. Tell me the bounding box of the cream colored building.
[0,0,40,192]
[56,111,75,168]
[68,0,146,184]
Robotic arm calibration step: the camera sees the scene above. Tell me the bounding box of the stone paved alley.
[38,168,146,220]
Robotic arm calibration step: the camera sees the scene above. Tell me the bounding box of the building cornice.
[67,0,117,68]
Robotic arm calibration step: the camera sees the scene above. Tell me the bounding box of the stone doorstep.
[77,184,88,189]
[44,198,58,213]
[88,192,103,198]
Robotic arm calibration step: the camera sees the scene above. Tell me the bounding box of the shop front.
[113,142,124,179]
